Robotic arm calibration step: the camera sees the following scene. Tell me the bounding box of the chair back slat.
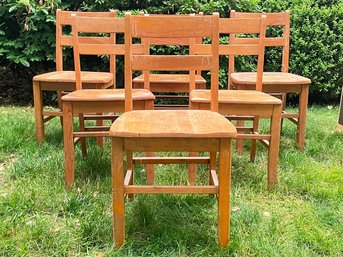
[56,9,116,71]
[131,55,212,71]
[125,13,219,112]
[78,44,124,55]
[232,11,289,26]
[230,10,290,72]
[73,17,124,33]
[233,37,285,46]
[147,38,192,46]
[60,36,116,46]
[220,18,263,34]
[130,16,214,38]
[58,10,115,25]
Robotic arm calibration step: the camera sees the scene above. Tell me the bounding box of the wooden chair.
[110,12,237,247]
[229,10,311,150]
[62,14,155,188]
[132,14,206,109]
[190,15,283,188]
[33,10,116,143]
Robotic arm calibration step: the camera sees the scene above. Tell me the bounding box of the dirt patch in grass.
[0,154,17,195]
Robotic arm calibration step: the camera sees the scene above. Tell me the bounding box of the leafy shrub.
[0,0,342,104]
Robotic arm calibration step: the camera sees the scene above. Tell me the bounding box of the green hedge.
[0,0,342,103]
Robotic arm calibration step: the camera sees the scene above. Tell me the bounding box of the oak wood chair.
[190,15,283,188]
[229,10,311,150]
[33,10,116,143]
[62,14,155,188]
[110,12,237,248]
[132,14,206,109]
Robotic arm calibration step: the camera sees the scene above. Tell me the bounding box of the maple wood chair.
[33,10,116,143]
[62,14,155,188]
[132,14,206,109]
[190,15,283,188]
[110,12,237,247]
[229,10,311,150]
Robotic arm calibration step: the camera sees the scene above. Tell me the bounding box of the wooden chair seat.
[62,89,154,102]
[230,72,311,86]
[110,110,237,138]
[190,90,282,105]
[33,71,113,85]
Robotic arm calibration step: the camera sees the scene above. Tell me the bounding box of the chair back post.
[109,10,117,82]
[142,14,151,91]
[56,9,63,71]
[71,13,82,90]
[124,12,133,112]
[210,12,220,112]
[282,10,290,73]
[256,14,267,91]
[228,10,236,79]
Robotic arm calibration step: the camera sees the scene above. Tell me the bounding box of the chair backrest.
[71,14,129,90]
[56,9,116,73]
[217,15,267,91]
[124,12,219,112]
[229,10,290,75]
[140,13,203,90]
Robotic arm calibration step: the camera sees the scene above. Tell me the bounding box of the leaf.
[19,59,30,67]
[8,6,17,13]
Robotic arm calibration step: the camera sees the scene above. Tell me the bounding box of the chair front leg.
[78,113,87,156]
[218,138,232,248]
[112,137,125,247]
[250,116,260,161]
[33,81,44,142]
[63,102,75,189]
[267,105,282,189]
[297,84,309,150]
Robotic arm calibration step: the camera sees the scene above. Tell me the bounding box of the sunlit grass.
[0,105,342,256]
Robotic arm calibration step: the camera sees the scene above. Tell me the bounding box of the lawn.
[0,105,342,256]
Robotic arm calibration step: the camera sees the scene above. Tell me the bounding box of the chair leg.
[146,152,155,185]
[57,90,63,127]
[78,113,87,156]
[236,120,244,155]
[188,152,197,185]
[297,85,309,150]
[33,81,44,142]
[280,93,287,129]
[267,105,282,189]
[250,116,259,162]
[218,138,231,248]
[96,113,105,148]
[112,137,125,247]
[209,151,216,185]
[126,150,134,201]
[63,102,75,189]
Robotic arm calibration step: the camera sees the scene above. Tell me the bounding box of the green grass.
[0,105,342,256]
